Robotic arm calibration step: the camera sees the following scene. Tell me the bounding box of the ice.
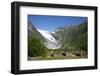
[37,29,61,49]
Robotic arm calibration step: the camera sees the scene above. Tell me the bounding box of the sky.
[28,15,87,32]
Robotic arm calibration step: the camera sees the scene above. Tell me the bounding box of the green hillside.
[52,21,88,53]
[28,21,48,57]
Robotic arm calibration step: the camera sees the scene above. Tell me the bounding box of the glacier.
[37,29,61,49]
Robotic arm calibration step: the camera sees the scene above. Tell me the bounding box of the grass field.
[28,55,87,61]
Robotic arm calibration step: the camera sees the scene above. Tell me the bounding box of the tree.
[28,36,48,57]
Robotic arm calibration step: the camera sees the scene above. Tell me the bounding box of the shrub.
[28,37,47,57]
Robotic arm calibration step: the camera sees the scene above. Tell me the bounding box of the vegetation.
[28,21,88,60]
[53,21,88,52]
[28,21,48,57]
[28,36,48,57]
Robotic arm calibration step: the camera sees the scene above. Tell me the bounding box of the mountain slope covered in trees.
[52,21,88,52]
[28,21,48,57]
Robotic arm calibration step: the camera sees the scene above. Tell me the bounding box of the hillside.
[28,21,45,42]
[52,21,88,52]
[28,21,48,57]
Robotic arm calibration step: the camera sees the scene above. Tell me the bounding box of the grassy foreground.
[28,54,87,61]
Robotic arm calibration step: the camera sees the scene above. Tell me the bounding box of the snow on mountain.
[37,29,61,49]
[37,29,56,42]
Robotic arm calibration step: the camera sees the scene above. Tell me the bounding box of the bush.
[28,37,47,57]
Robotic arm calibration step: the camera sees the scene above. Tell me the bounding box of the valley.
[28,21,88,60]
